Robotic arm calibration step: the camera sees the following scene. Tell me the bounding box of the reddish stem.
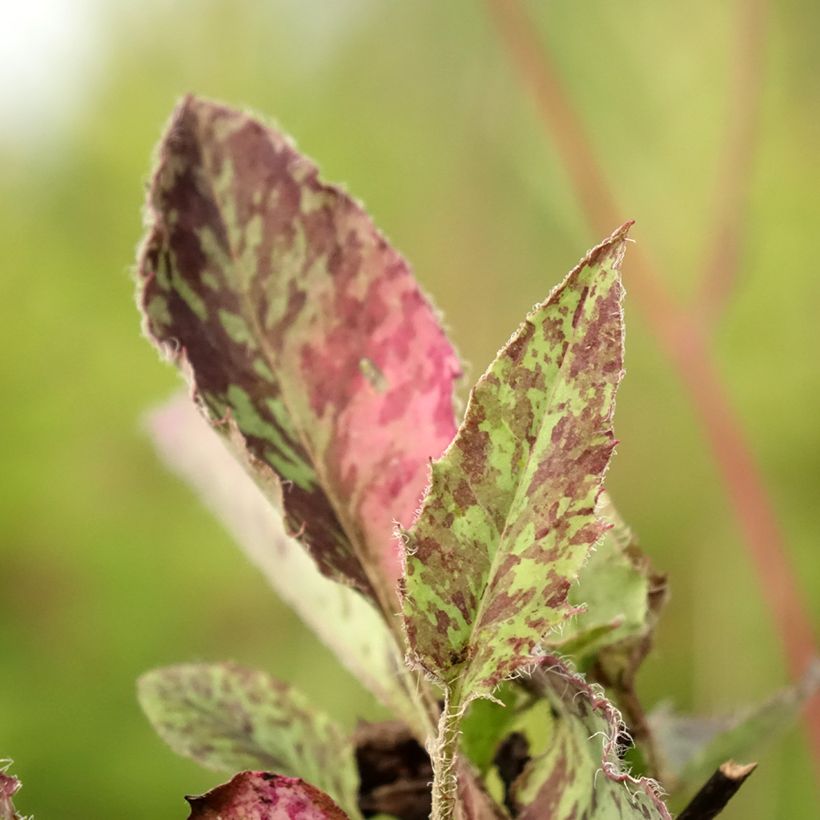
[487,0,820,773]
[695,0,768,326]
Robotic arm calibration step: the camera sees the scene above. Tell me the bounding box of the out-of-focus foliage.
[0,1,818,818]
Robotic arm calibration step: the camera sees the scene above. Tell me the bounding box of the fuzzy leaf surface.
[149,396,424,735]
[510,660,670,819]
[138,663,359,816]
[137,95,460,608]
[402,225,630,696]
[186,772,348,820]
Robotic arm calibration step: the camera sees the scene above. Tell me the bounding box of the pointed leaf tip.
[402,227,629,696]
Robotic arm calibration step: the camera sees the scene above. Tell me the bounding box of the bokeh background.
[1,1,818,817]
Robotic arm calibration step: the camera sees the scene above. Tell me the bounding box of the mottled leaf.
[402,224,631,697]
[138,663,359,817]
[137,95,461,614]
[186,772,348,820]
[0,765,21,820]
[509,659,670,819]
[650,659,820,807]
[148,395,425,736]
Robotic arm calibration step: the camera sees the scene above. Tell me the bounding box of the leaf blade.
[137,95,460,609]
[138,662,359,816]
[510,660,670,819]
[402,225,631,696]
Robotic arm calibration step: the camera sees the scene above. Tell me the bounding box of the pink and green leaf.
[186,772,349,820]
[137,95,461,612]
[148,396,426,736]
[138,663,360,817]
[402,225,631,698]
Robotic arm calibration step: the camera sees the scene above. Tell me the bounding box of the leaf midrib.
[185,115,393,615]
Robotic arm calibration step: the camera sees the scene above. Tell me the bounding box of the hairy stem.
[431,689,463,820]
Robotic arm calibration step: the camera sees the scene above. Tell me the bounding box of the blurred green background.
[1,1,818,817]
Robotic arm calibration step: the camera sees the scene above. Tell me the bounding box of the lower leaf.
[138,662,360,817]
[509,658,670,819]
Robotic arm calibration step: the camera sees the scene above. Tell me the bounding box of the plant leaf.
[553,493,668,775]
[137,95,461,612]
[186,772,349,820]
[0,765,22,820]
[554,493,667,669]
[138,662,360,817]
[510,659,670,819]
[148,395,425,736]
[402,224,631,697]
[650,659,820,807]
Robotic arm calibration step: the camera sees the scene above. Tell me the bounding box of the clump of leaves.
[126,96,813,819]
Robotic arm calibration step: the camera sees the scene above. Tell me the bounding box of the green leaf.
[460,683,526,774]
[148,395,426,737]
[650,660,820,807]
[552,493,668,776]
[137,95,461,614]
[402,224,631,698]
[186,772,349,820]
[509,660,670,819]
[138,663,360,817]
[556,493,667,669]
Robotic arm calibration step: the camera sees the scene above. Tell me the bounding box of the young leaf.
[186,772,349,820]
[510,659,670,819]
[0,765,22,820]
[138,663,360,817]
[137,95,461,615]
[402,224,631,699]
[148,395,426,736]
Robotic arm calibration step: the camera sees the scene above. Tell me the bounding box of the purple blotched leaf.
[137,95,461,613]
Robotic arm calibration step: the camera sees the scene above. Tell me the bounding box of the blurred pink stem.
[695,0,768,326]
[487,0,820,775]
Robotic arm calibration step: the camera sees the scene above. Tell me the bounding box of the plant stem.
[431,688,463,820]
